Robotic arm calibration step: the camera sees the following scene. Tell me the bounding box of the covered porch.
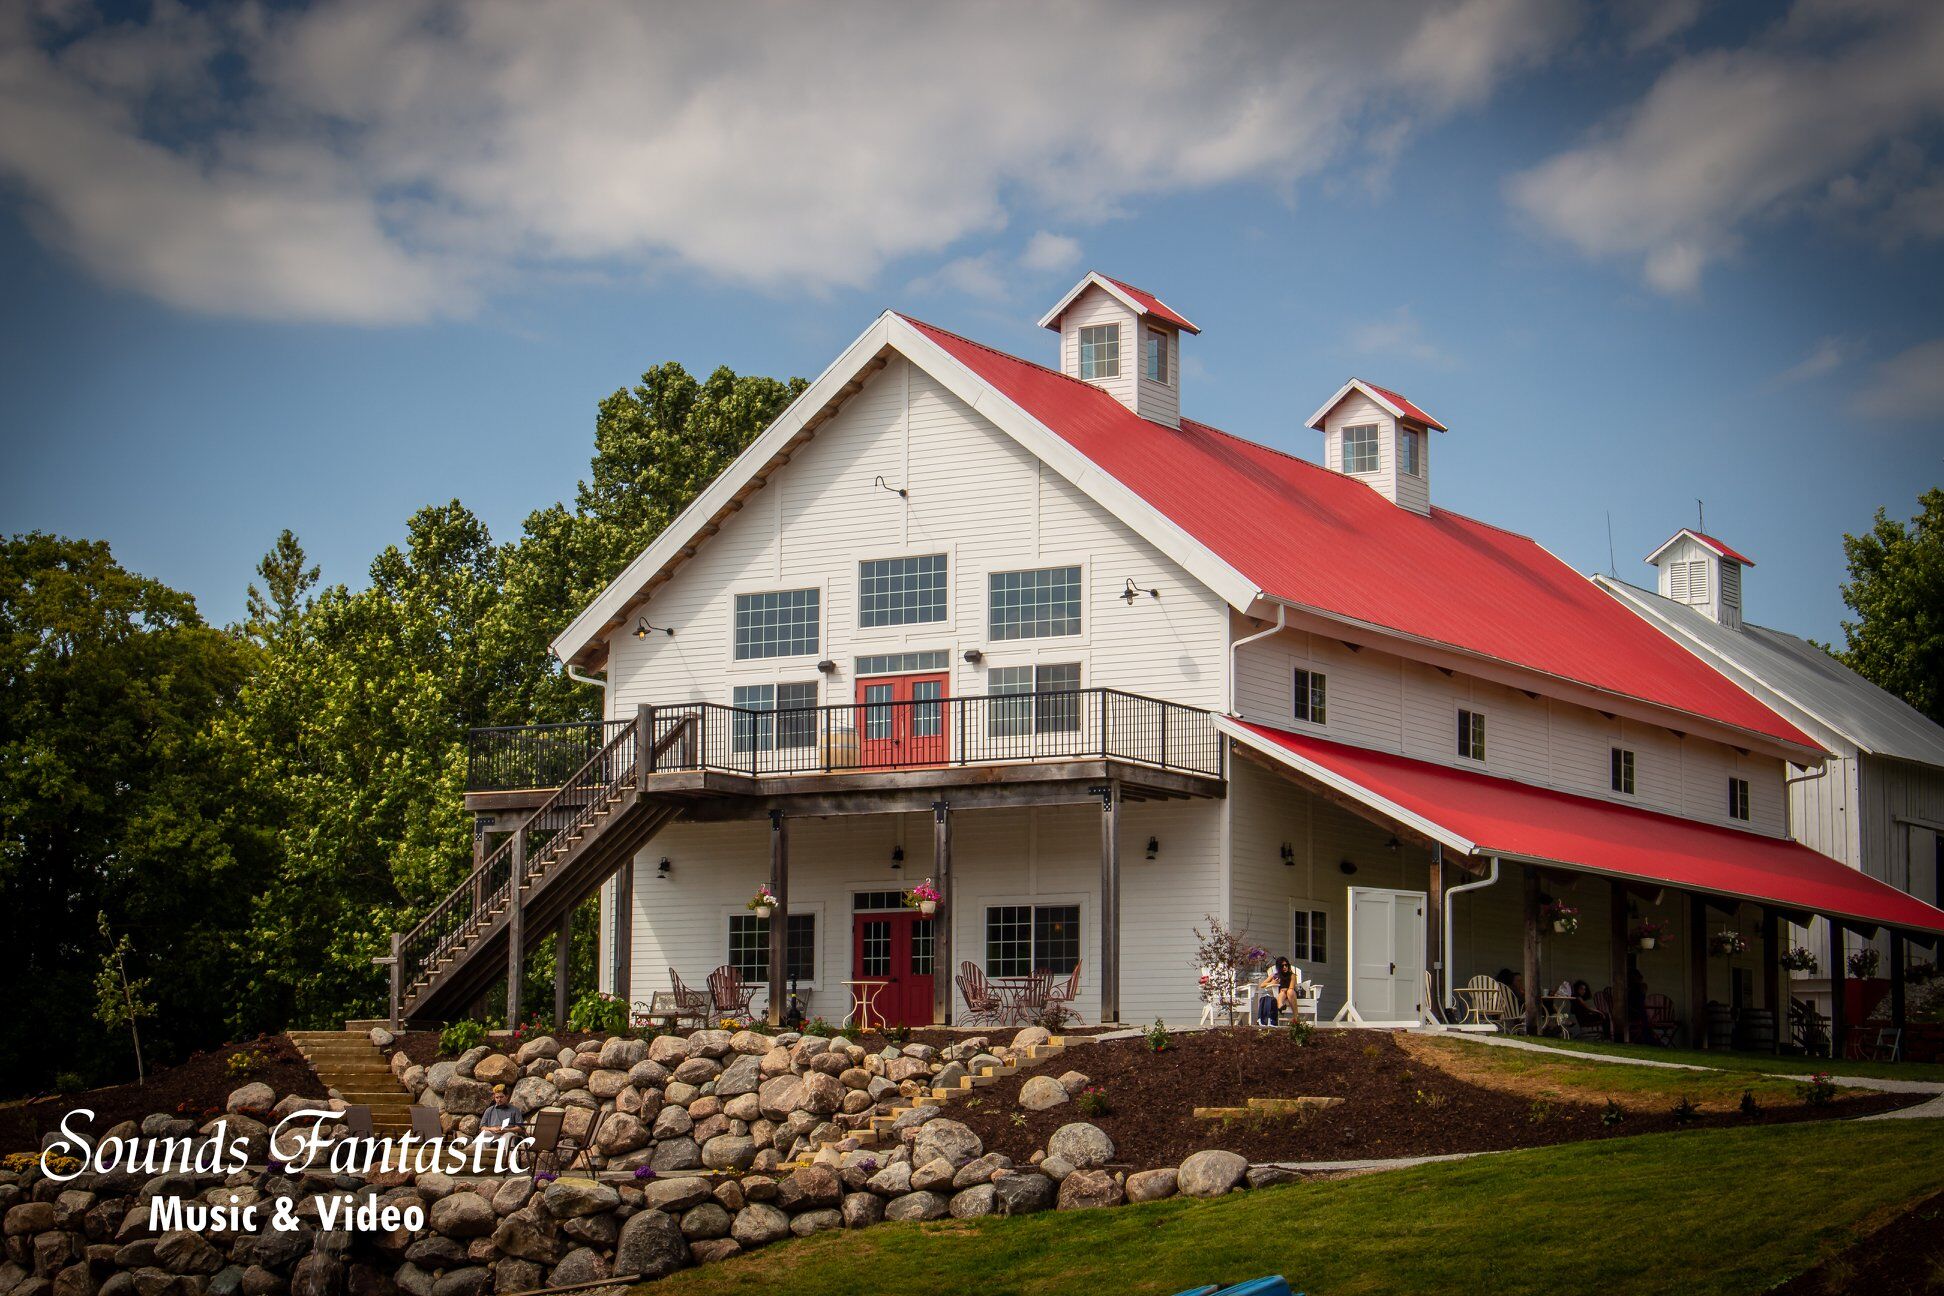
[1222,718,1944,1056]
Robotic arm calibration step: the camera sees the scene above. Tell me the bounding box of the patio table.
[988,976,1049,1026]
[1449,985,1495,1027]
[1540,994,1578,1037]
[843,978,891,1031]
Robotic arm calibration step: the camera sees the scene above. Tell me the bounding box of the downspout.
[1228,600,1285,716]
[1441,856,1501,1014]
[567,663,609,704]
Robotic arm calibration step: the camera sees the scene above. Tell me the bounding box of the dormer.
[1304,378,1447,514]
[1646,529,1754,629]
[1039,272,1199,428]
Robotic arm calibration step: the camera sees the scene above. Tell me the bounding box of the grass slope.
[647,1121,1944,1296]
[1400,1034,1855,1108]
[1503,1036,1944,1084]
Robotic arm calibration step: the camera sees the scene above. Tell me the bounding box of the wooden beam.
[614,863,633,1002]
[1828,918,1847,1061]
[1891,936,1907,1036]
[507,833,526,1029]
[387,933,402,1035]
[1099,781,1121,1025]
[932,800,953,1026]
[1522,866,1540,1035]
[1688,894,1709,1050]
[1762,907,1783,1055]
[767,811,789,1027]
[1425,847,1445,1017]
[554,908,573,1030]
[1609,880,1630,1044]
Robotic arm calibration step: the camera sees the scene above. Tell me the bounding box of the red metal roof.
[1691,531,1756,567]
[1100,276,1201,334]
[1231,720,1944,934]
[902,315,1814,749]
[1358,379,1446,431]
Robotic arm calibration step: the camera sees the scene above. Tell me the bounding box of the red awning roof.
[1223,718,1944,936]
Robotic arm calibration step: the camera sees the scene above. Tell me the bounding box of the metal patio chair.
[957,962,1005,1027]
[707,964,760,1022]
[1044,964,1084,1025]
[668,968,713,1031]
[525,1107,565,1179]
[1644,993,1680,1046]
[1013,968,1053,1027]
[407,1104,444,1141]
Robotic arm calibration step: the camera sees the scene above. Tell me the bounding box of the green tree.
[244,529,318,647]
[1838,487,1944,726]
[94,914,157,1083]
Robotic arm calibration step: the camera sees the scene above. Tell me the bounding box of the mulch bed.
[947,1030,1918,1172]
[0,1034,324,1151]
[1768,1189,1944,1295]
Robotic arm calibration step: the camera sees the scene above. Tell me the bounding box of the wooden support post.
[636,704,653,790]
[1762,908,1783,1055]
[1521,866,1541,1035]
[554,908,573,1030]
[613,865,634,1003]
[767,811,789,1028]
[1609,880,1630,1044]
[1688,894,1710,1050]
[932,801,953,1026]
[1827,919,1847,1060]
[1425,846,1445,1018]
[1098,781,1121,1026]
[1891,936,1907,1035]
[387,933,402,1034]
[506,834,526,1029]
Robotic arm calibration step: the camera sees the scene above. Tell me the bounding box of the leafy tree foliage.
[1838,487,1944,726]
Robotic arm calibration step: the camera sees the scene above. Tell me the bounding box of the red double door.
[855,672,949,767]
[852,910,935,1027]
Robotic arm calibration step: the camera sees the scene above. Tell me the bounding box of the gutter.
[1228,600,1284,716]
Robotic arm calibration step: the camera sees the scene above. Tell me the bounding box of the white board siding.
[601,356,1229,721]
[1057,287,1139,414]
[1321,395,1394,500]
[1232,626,1788,837]
[618,798,1219,1026]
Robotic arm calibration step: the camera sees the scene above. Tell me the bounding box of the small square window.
[1458,709,1486,762]
[1079,325,1120,380]
[1729,777,1750,822]
[1145,329,1169,383]
[1292,910,1327,963]
[1342,425,1379,474]
[1611,747,1635,795]
[1294,668,1327,725]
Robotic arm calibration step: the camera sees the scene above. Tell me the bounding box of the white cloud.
[1507,0,1944,294]
[1855,338,1944,420]
[1020,231,1082,274]
[0,0,1575,325]
[1614,0,1703,53]
[1347,306,1456,370]
[908,253,1010,301]
[1775,335,1859,385]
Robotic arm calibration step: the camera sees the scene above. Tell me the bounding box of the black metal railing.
[466,719,631,792]
[465,688,1221,790]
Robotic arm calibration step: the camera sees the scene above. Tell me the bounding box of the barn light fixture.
[656,857,673,879]
[891,845,905,871]
[817,659,837,674]
[1280,842,1296,867]
[634,617,674,639]
[1121,577,1160,604]
[1339,859,1358,876]
[962,648,983,664]
[1146,836,1160,861]
[1384,836,1401,854]
[873,475,909,499]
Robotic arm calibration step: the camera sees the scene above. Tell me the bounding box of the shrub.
[1285,1020,1314,1048]
[1191,915,1255,1026]
[1847,948,1881,979]
[1145,1018,1172,1053]
[569,991,630,1034]
[1601,1099,1625,1127]
[225,1049,266,1078]
[52,1071,86,1093]
[803,1017,838,1037]
[1739,1089,1760,1116]
[1800,1073,1836,1107]
[440,1019,490,1055]
[1671,1095,1701,1125]
[1526,1100,1555,1125]
[885,1024,912,1047]
[1075,1086,1112,1118]
[1033,1002,1074,1032]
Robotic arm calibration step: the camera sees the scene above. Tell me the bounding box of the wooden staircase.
[395,715,689,1024]
[289,1030,415,1135]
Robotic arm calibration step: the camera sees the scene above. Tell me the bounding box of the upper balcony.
[464,688,1225,817]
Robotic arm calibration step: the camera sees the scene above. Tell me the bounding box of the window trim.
[1400,428,1422,477]
[1144,328,1170,385]
[1728,777,1751,822]
[723,905,822,989]
[726,581,827,669]
[1293,667,1328,726]
[853,548,955,639]
[1457,707,1487,763]
[729,680,821,753]
[987,661,1084,737]
[1290,906,1329,965]
[1078,324,1121,380]
[988,563,1087,643]
[1341,424,1380,475]
[980,894,1087,979]
[1611,746,1636,796]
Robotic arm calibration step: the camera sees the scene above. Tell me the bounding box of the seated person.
[1569,979,1605,1032]
[479,1084,525,1137]
[1255,958,1292,1025]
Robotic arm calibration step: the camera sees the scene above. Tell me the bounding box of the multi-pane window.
[727,912,816,982]
[1400,429,1421,476]
[733,588,819,660]
[990,566,1082,640]
[1729,777,1750,822]
[985,904,1080,976]
[855,650,950,675]
[1291,910,1328,963]
[1458,709,1486,761]
[853,891,907,911]
[730,682,818,752]
[1611,747,1635,795]
[1342,425,1379,474]
[858,555,947,628]
[1079,324,1120,380]
[1145,329,1169,383]
[988,663,1081,736]
[911,918,934,976]
[1294,668,1327,725]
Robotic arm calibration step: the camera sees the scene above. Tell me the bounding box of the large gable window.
[734,588,820,660]
[1079,325,1120,380]
[989,566,1082,640]
[1342,425,1379,474]
[859,554,947,628]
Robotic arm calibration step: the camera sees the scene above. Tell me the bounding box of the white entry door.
[1347,887,1427,1024]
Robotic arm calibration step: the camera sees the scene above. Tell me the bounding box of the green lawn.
[1507,1035,1944,1083]
[1401,1032,1831,1108]
[647,1121,1944,1296]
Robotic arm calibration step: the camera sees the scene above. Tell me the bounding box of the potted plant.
[904,878,940,915]
[1779,946,1820,974]
[747,885,777,919]
[1847,947,1880,979]
[1709,930,1748,958]
[1632,920,1663,951]
[1541,902,1580,936]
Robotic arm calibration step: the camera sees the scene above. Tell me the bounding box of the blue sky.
[2,0,1940,643]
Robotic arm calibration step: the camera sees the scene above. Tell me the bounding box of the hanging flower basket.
[747,885,777,919]
[1779,946,1820,974]
[904,878,940,915]
[1709,930,1748,958]
[1631,920,1663,951]
[1541,902,1580,936]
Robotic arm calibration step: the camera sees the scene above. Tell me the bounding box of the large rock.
[640,1179,713,1214]
[913,1118,981,1168]
[441,1078,491,1117]
[647,1036,689,1066]
[883,1192,949,1222]
[840,1193,884,1230]
[513,1036,558,1066]
[1247,1165,1303,1190]
[597,1036,649,1070]
[729,1204,790,1249]
[991,1173,1058,1216]
[776,1165,842,1210]
[910,1159,956,1193]
[291,1254,345,1296]
[700,1135,756,1172]
[1045,1123,1114,1170]
[492,1210,558,1265]
[155,1230,222,1274]
[756,1076,804,1121]
[864,1163,912,1196]
[1016,1075,1068,1111]
[649,1137,702,1173]
[1177,1150,1249,1198]
[1012,1026,1052,1050]
[1057,1169,1124,1210]
[226,1083,274,1114]
[591,1113,649,1157]
[428,1193,495,1238]
[425,1061,457,1095]
[714,1055,763,1098]
[471,1054,518,1088]
[689,1030,734,1059]
[728,1030,771,1055]
[613,1209,688,1281]
[1126,1169,1178,1203]
[677,1203,730,1241]
[671,1057,720,1086]
[585,1070,629,1101]
[546,1250,606,1289]
[948,1185,996,1218]
[797,1072,843,1116]
[540,1179,619,1219]
[507,1078,557,1113]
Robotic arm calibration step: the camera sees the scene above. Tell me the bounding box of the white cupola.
[1304,378,1447,514]
[1646,528,1754,629]
[1038,272,1198,428]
